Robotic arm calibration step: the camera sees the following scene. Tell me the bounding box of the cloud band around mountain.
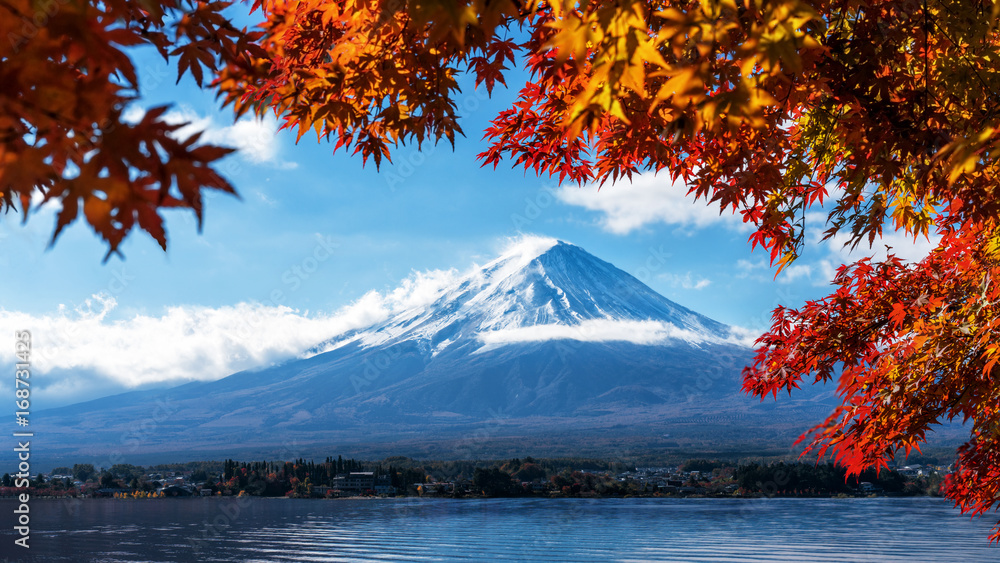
[475,318,754,351]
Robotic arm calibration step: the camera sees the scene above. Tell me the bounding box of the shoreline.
[0,491,943,501]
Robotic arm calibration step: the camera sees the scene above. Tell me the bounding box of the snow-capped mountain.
[32,237,838,465]
[315,236,748,356]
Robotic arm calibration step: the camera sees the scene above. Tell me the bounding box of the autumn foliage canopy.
[0,0,269,256]
[3,0,1000,539]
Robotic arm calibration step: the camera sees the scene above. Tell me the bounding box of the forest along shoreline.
[1,456,950,500]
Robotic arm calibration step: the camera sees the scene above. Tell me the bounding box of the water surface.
[1,497,996,561]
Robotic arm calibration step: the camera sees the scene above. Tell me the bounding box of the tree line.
[3,456,945,499]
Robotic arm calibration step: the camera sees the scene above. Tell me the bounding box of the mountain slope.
[314,238,743,353]
[31,237,841,464]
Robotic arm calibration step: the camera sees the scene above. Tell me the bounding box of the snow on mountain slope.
[314,236,751,356]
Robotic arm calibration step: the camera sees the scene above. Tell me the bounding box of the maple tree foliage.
[0,0,264,258]
[215,0,1000,538]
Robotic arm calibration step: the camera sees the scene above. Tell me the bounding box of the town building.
[332,472,394,495]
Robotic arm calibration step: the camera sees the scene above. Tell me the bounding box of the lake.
[1,497,997,561]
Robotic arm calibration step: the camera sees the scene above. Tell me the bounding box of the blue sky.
[0,16,937,408]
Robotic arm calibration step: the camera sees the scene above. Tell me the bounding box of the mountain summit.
[316,236,744,356]
[34,237,833,464]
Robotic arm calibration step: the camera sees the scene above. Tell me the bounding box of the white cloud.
[817,259,840,282]
[555,172,939,287]
[555,172,746,235]
[729,210,941,287]
[0,258,480,398]
[733,256,816,285]
[660,272,712,290]
[383,268,462,312]
[124,105,297,169]
[777,264,813,284]
[735,258,768,279]
[798,210,939,265]
[775,212,944,286]
[476,319,753,350]
[122,105,146,124]
[255,190,278,207]
[823,228,940,264]
[497,235,559,262]
[478,319,703,347]
[726,325,764,347]
[0,294,389,393]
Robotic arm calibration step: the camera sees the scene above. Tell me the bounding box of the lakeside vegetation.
[2,455,948,500]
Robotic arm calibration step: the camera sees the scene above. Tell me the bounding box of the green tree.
[512,463,546,482]
[99,472,117,488]
[73,464,96,482]
[473,467,516,497]
[110,464,142,481]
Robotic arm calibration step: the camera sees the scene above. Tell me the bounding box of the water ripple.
[0,497,995,562]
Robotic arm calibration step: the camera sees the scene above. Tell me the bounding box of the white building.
[332,472,394,494]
